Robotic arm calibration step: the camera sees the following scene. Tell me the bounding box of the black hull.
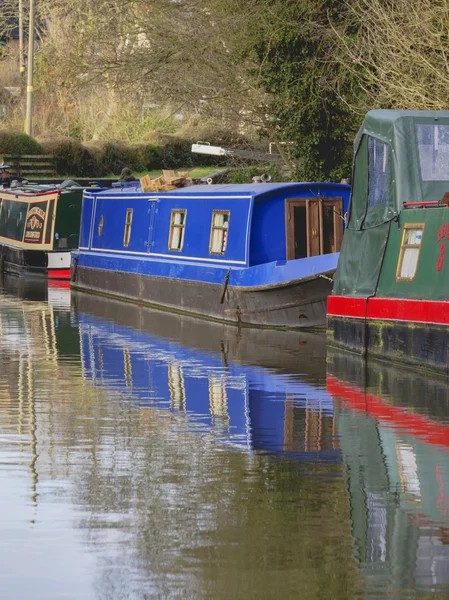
[327,344,449,411]
[71,291,327,375]
[328,315,449,376]
[0,242,48,278]
[72,266,334,329]
[0,273,50,300]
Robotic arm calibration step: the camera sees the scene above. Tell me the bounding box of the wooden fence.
[1,154,56,178]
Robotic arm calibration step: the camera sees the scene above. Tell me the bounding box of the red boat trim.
[327,296,367,318]
[327,375,449,450]
[403,201,444,208]
[328,296,449,326]
[48,268,71,280]
[48,280,71,289]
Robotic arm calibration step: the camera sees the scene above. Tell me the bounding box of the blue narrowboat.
[71,181,350,329]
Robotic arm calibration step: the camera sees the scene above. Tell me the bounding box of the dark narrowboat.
[0,183,87,280]
[71,181,350,329]
[328,109,449,373]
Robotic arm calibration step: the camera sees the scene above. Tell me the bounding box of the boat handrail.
[403,201,449,209]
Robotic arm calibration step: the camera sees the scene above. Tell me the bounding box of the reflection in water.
[75,293,337,458]
[1,277,449,598]
[328,350,449,596]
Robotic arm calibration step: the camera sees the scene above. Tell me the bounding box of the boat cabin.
[329,109,449,371]
[80,181,350,268]
[333,109,449,298]
[0,188,82,251]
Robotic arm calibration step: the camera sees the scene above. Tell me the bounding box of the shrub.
[82,140,107,168]
[100,141,134,175]
[228,163,291,184]
[178,118,251,149]
[142,143,164,170]
[142,131,225,169]
[128,143,151,172]
[0,130,42,156]
[36,133,96,177]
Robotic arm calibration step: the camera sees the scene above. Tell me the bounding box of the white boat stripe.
[78,247,246,265]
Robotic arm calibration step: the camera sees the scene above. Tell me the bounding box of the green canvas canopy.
[335,109,449,296]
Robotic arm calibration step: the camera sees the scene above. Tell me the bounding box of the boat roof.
[365,108,449,123]
[162,182,349,195]
[351,108,449,217]
[100,181,350,198]
[356,109,449,147]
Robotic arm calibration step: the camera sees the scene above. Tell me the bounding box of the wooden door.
[309,200,321,256]
[286,197,344,260]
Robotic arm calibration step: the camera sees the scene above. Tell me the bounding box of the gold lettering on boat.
[24,203,47,243]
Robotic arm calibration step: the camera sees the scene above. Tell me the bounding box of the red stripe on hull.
[327,295,367,318]
[48,280,71,289]
[328,295,449,326]
[327,375,449,450]
[48,268,71,280]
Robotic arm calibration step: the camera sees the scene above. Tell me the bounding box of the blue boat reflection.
[74,293,337,459]
[3,276,449,597]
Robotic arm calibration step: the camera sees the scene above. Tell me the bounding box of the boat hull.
[327,296,449,374]
[0,242,71,280]
[72,265,334,329]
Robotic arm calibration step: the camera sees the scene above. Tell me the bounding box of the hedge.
[0,131,42,156]
[0,130,231,176]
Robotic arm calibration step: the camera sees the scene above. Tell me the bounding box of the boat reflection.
[2,275,449,597]
[327,350,449,594]
[0,278,77,522]
[73,292,337,459]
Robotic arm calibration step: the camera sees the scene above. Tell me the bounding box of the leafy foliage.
[228,163,290,184]
[0,131,42,156]
[0,0,375,181]
[36,133,97,176]
[254,0,359,181]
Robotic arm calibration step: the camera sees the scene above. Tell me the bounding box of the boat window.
[168,209,186,251]
[209,210,230,255]
[396,224,424,281]
[416,124,449,181]
[123,208,133,247]
[168,363,186,411]
[123,348,132,387]
[368,137,390,208]
[208,376,229,428]
[98,215,104,236]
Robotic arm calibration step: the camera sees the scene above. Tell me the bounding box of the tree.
[37,0,270,131]
[248,0,361,181]
[332,0,449,110]
[0,0,366,179]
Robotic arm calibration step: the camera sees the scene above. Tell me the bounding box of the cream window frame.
[396,223,424,281]
[209,210,230,255]
[123,209,133,247]
[168,209,187,251]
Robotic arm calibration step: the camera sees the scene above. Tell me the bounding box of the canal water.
[1,277,449,599]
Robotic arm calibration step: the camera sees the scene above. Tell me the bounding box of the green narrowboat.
[0,184,85,280]
[328,109,449,374]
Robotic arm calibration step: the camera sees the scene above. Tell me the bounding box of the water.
[1,277,449,599]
